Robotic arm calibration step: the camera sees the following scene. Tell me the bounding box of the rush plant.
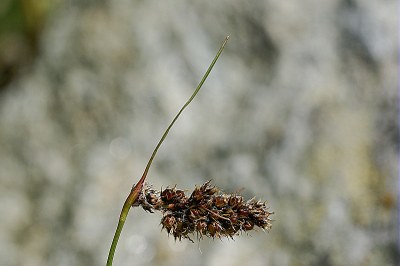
[106,36,273,266]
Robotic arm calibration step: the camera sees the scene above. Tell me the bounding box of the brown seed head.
[135,181,273,241]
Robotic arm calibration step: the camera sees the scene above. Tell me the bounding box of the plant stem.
[107,218,125,265]
[106,35,229,266]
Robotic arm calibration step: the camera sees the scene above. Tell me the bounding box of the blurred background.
[0,0,397,265]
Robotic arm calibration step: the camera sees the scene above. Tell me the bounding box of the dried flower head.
[135,181,273,241]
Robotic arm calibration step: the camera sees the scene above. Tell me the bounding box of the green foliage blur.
[0,0,60,89]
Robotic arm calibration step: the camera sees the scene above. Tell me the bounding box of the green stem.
[107,218,125,265]
[106,36,229,266]
[106,186,141,266]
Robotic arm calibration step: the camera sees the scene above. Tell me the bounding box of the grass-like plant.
[106,36,273,266]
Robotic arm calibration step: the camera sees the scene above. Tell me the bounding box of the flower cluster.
[134,181,273,241]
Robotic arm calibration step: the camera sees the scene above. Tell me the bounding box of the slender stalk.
[106,36,229,266]
[107,219,125,265]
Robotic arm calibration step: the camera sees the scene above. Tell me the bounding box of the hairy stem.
[106,36,229,266]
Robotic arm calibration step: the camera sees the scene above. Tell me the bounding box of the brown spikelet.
[135,181,273,241]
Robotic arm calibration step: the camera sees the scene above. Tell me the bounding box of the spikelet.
[135,181,273,241]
